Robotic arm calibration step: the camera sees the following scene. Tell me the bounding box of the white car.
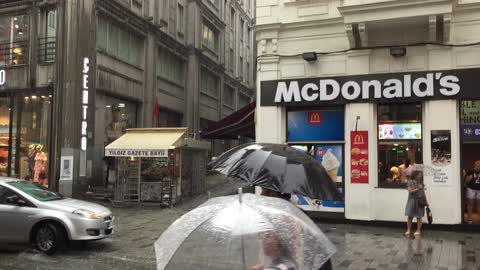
[0,177,114,254]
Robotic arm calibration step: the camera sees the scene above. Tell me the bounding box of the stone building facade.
[0,0,255,196]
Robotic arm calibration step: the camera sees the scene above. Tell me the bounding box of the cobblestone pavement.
[1,175,479,270]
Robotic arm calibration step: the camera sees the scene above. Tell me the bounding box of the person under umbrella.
[209,143,342,202]
[155,191,336,270]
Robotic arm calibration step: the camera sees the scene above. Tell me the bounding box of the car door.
[0,185,38,243]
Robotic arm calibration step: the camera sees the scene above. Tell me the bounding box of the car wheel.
[35,223,66,255]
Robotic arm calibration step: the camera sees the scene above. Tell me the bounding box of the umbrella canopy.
[155,193,336,270]
[208,143,342,201]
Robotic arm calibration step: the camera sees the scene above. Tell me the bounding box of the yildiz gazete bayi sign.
[260,68,480,106]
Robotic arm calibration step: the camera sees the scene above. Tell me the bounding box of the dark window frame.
[377,102,423,189]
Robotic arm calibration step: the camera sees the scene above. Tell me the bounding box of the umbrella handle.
[238,187,243,203]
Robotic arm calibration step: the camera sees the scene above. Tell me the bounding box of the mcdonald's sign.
[308,112,323,125]
[353,134,365,145]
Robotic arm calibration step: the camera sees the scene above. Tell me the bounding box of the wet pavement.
[1,175,479,270]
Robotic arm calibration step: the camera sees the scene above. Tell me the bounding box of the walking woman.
[405,170,427,237]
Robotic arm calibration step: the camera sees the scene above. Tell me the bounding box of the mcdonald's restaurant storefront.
[258,68,480,224]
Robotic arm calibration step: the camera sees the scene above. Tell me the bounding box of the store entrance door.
[460,100,480,224]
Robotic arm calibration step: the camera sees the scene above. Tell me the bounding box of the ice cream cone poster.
[350,131,369,184]
[315,145,343,184]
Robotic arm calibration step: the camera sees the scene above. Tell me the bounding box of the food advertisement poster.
[378,122,422,140]
[291,144,344,213]
[351,131,369,184]
[431,130,452,186]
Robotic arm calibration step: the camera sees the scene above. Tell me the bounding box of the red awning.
[201,102,255,139]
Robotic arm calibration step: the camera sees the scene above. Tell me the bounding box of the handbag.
[426,207,433,224]
[415,189,428,208]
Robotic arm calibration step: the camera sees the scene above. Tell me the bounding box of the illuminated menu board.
[378,122,422,140]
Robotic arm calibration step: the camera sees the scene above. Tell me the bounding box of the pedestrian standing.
[405,170,427,237]
[464,160,480,223]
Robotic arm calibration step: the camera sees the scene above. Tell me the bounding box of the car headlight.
[73,209,102,219]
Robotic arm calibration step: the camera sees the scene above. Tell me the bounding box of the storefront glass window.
[0,14,29,66]
[460,100,480,223]
[377,103,422,188]
[104,97,137,145]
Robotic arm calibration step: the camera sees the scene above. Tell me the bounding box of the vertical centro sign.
[81,58,89,151]
[0,69,5,86]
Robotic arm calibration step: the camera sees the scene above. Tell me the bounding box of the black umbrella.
[208,143,342,201]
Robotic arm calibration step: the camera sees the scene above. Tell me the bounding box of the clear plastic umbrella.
[155,191,336,270]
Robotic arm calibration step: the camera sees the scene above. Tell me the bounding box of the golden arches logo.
[310,113,321,122]
[354,134,364,144]
[308,112,322,124]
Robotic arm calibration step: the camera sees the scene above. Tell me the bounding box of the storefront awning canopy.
[105,128,187,157]
[201,102,255,140]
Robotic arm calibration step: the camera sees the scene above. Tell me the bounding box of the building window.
[157,109,183,127]
[177,4,185,35]
[230,8,235,31]
[247,27,251,46]
[0,14,29,66]
[104,97,137,145]
[246,62,250,84]
[240,19,244,42]
[157,47,185,85]
[377,103,422,188]
[202,23,218,52]
[224,86,235,107]
[201,69,219,97]
[239,93,250,108]
[230,48,234,73]
[97,17,143,66]
[159,0,169,24]
[239,56,243,80]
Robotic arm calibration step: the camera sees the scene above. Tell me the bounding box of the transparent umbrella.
[155,191,336,270]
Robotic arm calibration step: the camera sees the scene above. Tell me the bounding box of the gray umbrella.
[208,143,342,201]
[155,192,336,270]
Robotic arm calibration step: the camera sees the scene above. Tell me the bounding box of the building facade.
[256,0,480,225]
[0,0,256,197]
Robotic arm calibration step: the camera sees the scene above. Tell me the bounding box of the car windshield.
[7,181,64,202]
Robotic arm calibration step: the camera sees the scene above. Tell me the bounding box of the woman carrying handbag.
[405,170,429,237]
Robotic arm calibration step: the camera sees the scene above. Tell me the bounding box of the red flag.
[153,96,160,119]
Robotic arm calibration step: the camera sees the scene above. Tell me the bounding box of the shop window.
[201,69,219,97]
[287,109,345,142]
[11,95,52,187]
[377,103,422,188]
[104,97,137,145]
[0,14,29,66]
[157,48,185,85]
[157,109,183,128]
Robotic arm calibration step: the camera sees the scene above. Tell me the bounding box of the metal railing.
[0,40,28,67]
[38,37,56,63]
